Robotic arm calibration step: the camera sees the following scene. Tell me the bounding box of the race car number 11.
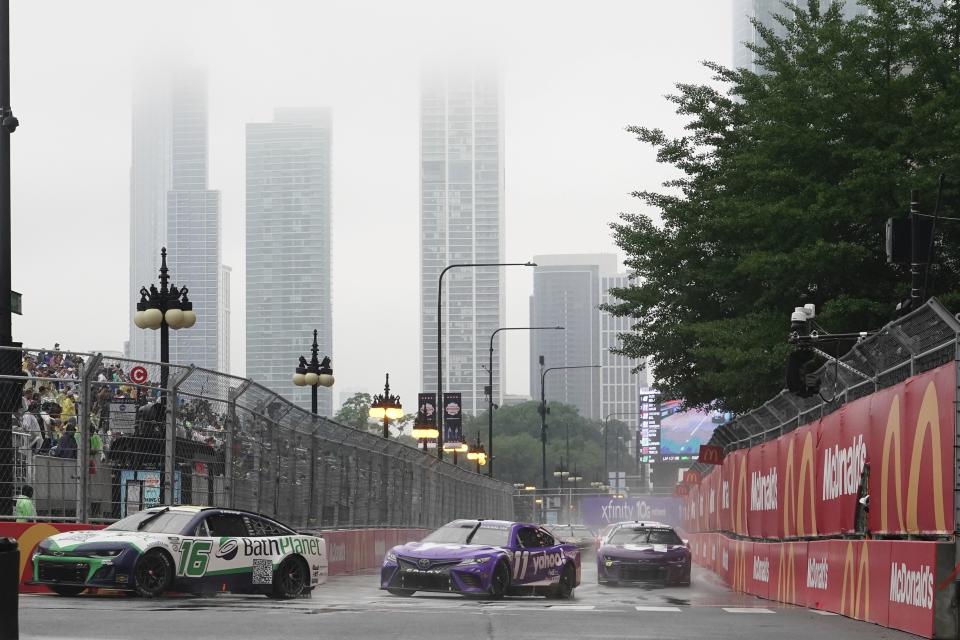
[177,540,212,577]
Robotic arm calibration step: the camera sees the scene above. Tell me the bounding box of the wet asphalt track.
[18,562,917,640]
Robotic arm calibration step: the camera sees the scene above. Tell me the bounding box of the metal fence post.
[76,354,101,523]
[166,367,195,506]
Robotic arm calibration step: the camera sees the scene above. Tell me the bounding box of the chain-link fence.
[0,346,514,528]
[689,298,960,476]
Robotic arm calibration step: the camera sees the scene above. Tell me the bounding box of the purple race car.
[597,521,691,586]
[381,519,581,599]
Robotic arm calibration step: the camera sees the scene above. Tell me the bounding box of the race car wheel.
[548,563,576,599]
[387,588,415,597]
[134,549,173,598]
[272,556,308,599]
[488,560,510,599]
[50,585,85,596]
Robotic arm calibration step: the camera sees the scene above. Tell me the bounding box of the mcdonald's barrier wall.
[679,363,959,638]
[0,522,430,593]
[686,533,955,638]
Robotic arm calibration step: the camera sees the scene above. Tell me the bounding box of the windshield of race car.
[608,528,683,546]
[105,510,195,534]
[422,523,510,546]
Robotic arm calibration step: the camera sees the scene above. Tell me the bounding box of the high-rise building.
[732,0,870,71]
[529,254,645,425]
[245,108,333,413]
[420,63,504,416]
[129,67,221,370]
[219,264,231,374]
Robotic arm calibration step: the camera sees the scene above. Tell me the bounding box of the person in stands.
[14,485,36,522]
[55,420,78,458]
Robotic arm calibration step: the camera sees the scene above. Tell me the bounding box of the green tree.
[462,401,636,488]
[607,0,960,413]
[334,392,372,429]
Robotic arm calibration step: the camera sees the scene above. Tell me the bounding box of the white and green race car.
[31,505,327,598]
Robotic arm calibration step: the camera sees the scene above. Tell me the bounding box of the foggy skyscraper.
[420,63,505,416]
[245,108,333,414]
[128,67,223,371]
[529,254,645,425]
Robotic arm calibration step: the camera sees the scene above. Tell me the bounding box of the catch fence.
[0,346,514,528]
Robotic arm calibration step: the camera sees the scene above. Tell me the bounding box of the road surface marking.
[635,606,682,612]
[813,610,838,616]
[548,605,595,611]
[722,607,775,614]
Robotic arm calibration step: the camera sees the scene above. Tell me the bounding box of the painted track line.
[722,607,775,614]
[635,606,682,612]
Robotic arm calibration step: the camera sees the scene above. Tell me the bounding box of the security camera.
[2,112,18,134]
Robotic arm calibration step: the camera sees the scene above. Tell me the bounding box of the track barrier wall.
[0,522,429,593]
[679,360,960,638]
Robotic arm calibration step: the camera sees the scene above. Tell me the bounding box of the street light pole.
[487,325,562,478]
[603,411,639,491]
[292,329,334,415]
[539,362,601,507]
[0,0,18,518]
[436,262,535,460]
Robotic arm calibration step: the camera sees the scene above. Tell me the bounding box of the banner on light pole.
[441,392,463,449]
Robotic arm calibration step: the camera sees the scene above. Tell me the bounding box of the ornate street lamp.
[133,247,196,400]
[466,432,487,473]
[292,329,334,415]
[369,373,403,439]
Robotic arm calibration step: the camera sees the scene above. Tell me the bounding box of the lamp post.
[603,411,639,491]
[553,456,569,524]
[369,373,403,439]
[133,247,197,401]
[292,329,334,415]
[436,262,535,460]
[486,325,563,478]
[538,359,601,492]
[569,465,582,524]
[466,431,487,474]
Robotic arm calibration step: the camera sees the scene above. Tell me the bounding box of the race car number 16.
[177,540,212,577]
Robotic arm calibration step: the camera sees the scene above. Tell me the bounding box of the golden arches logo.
[840,542,870,620]
[776,544,796,603]
[732,541,748,591]
[879,383,947,534]
[783,431,818,537]
[15,523,60,581]
[735,456,748,535]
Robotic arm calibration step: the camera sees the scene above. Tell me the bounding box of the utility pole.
[0,0,19,518]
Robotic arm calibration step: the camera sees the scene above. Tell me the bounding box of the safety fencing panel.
[0,346,515,529]
[681,362,956,540]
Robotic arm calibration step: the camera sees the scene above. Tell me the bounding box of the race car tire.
[548,563,576,599]
[50,585,85,596]
[133,549,173,598]
[271,556,309,599]
[488,560,510,599]
[387,588,415,597]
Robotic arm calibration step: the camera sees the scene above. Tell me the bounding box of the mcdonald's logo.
[735,456,748,535]
[879,383,947,534]
[776,544,796,603]
[783,430,818,537]
[840,542,870,620]
[732,541,748,591]
[683,470,701,485]
[698,445,725,465]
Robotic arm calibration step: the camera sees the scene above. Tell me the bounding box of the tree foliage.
[463,402,635,488]
[607,0,960,413]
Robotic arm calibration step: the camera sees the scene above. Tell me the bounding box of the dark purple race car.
[597,521,691,586]
[381,519,581,599]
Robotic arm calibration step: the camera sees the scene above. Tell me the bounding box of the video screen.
[659,400,729,462]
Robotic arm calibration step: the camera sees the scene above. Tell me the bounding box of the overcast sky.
[9,0,732,409]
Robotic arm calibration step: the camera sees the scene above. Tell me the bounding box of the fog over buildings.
[9,0,732,410]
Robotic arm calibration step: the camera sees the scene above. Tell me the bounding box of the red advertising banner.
[871,364,955,536]
[769,540,807,607]
[749,542,772,600]
[698,444,725,465]
[686,364,956,541]
[887,541,939,637]
[0,522,105,592]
